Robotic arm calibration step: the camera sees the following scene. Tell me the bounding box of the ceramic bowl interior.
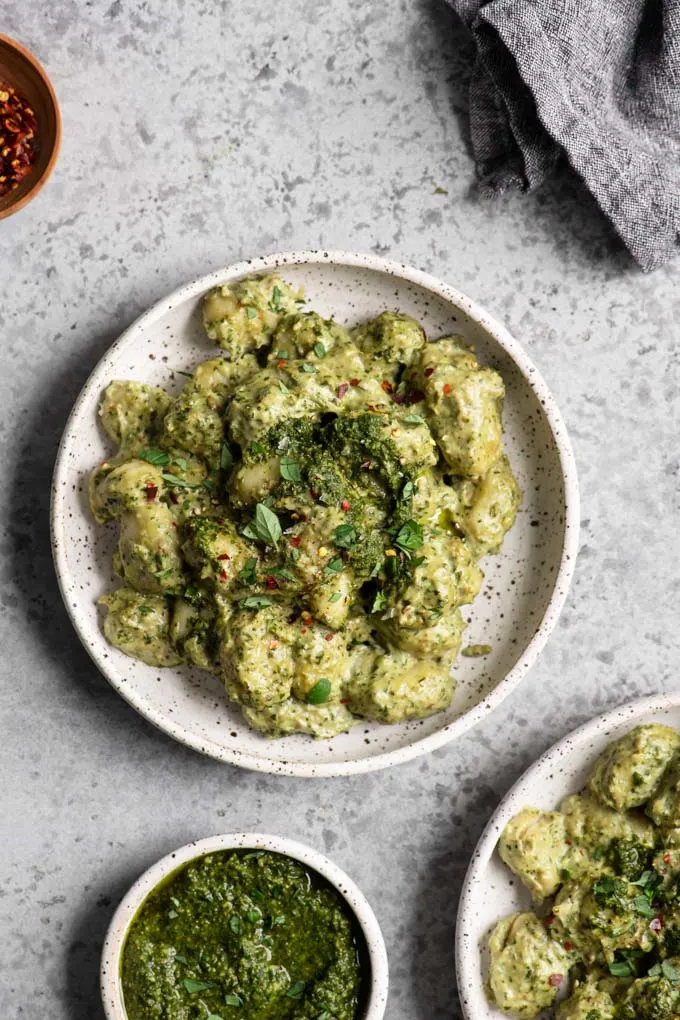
[51,250,579,776]
[100,832,389,1020]
[0,34,60,219]
[455,693,680,1019]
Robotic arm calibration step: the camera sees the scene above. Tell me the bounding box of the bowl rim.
[0,32,61,219]
[50,248,580,777]
[100,831,389,1020]
[454,691,680,1019]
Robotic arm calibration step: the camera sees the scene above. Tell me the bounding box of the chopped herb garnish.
[323,557,344,577]
[278,380,289,394]
[225,992,243,1006]
[246,910,260,923]
[301,363,318,373]
[269,285,284,312]
[161,472,201,489]
[245,306,257,320]
[280,457,302,483]
[239,595,273,610]
[183,978,215,993]
[155,567,174,580]
[313,342,326,359]
[168,908,178,919]
[229,915,241,934]
[306,679,331,704]
[175,953,187,963]
[138,605,154,616]
[662,960,680,983]
[243,851,264,860]
[249,440,267,456]
[403,413,426,426]
[401,480,415,500]
[250,887,265,901]
[275,350,290,360]
[633,895,658,918]
[242,503,282,548]
[139,448,170,465]
[286,980,306,999]
[238,557,258,586]
[333,524,357,548]
[394,519,424,553]
[609,960,634,978]
[371,591,388,613]
[272,914,286,926]
[329,592,342,603]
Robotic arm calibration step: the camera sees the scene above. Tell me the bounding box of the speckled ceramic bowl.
[100,832,389,1020]
[456,693,680,1019]
[51,250,579,776]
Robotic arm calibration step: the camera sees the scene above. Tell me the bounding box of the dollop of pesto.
[91,273,521,738]
[488,724,680,1019]
[122,850,363,1020]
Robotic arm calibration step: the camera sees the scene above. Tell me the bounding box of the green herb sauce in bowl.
[101,834,388,1020]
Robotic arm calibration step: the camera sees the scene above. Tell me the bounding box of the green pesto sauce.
[122,850,363,1020]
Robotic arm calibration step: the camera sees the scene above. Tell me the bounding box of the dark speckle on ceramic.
[51,251,579,777]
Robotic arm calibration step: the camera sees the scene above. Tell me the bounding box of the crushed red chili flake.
[548,974,564,987]
[310,488,318,500]
[424,367,434,378]
[217,553,230,561]
[381,380,393,393]
[145,484,158,501]
[664,854,672,864]
[168,491,178,505]
[544,914,556,926]
[276,360,287,368]
[406,389,424,405]
[393,391,406,405]
[564,941,573,952]
[265,575,279,590]
[340,499,351,511]
[219,568,228,581]
[290,535,302,548]
[350,377,360,386]
[324,633,333,641]
[339,698,350,704]
[336,382,349,399]
[443,382,452,395]
[215,517,225,524]
[0,82,39,197]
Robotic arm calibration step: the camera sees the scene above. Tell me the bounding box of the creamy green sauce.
[91,273,520,738]
[488,724,680,1020]
[122,850,363,1020]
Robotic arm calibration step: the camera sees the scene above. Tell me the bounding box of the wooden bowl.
[0,34,61,219]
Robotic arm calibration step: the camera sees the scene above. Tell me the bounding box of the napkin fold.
[446,0,680,271]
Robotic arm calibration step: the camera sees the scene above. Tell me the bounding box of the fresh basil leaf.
[329,592,342,603]
[333,524,357,549]
[229,915,241,934]
[168,908,178,918]
[243,503,282,548]
[662,960,680,983]
[323,557,344,576]
[275,350,290,360]
[269,285,284,312]
[161,472,200,489]
[225,993,243,1006]
[155,567,174,580]
[280,457,302,483]
[402,480,415,500]
[239,596,273,610]
[183,978,215,993]
[633,895,657,918]
[306,679,331,705]
[286,980,306,999]
[403,413,426,426]
[269,567,295,582]
[301,363,317,373]
[271,914,286,926]
[395,519,424,552]
[371,591,388,613]
[313,342,326,359]
[246,910,260,923]
[249,440,267,456]
[139,448,170,465]
[609,961,633,978]
[245,306,257,320]
[278,380,289,394]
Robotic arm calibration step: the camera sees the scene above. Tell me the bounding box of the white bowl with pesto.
[51,250,579,776]
[100,832,388,1020]
[455,692,680,1019]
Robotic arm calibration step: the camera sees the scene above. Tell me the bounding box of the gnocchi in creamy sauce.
[90,274,520,738]
[488,724,680,1019]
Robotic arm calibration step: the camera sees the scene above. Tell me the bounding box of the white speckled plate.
[456,693,680,1019]
[51,250,579,777]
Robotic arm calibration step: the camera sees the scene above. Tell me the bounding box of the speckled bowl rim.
[100,832,389,1020]
[454,691,680,1019]
[51,249,580,778]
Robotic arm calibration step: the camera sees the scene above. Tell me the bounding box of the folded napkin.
[446,0,680,271]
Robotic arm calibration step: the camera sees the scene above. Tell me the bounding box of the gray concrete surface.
[2,1,678,1017]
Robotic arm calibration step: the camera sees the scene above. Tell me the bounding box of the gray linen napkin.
[447,0,680,271]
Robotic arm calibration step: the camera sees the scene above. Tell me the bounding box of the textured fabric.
[447,0,680,271]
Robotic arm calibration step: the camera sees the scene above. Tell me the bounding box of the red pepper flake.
[217,553,231,561]
[310,488,318,500]
[276,360,287,368]
[664,854,672,864]
[269,639,280,650]
[219,568,228,581]
[168,491,178,505]
[340,499,351,511]
[544,914,555,926]
[290,535,302,548]
[443,382,452,395]
[215,517,225,524]
[406,389,424,405]
[300,627,308,634]
[340,698,350,704]
[381,380,393,393]
[336,382,349,399]
[650,915,663,932]
[265,575,279,590]
[301,611,313,623]
[350,377,360,386]
[0,82,39,197]
[324,633,333,642]
[145,484,158,502]
[564,942,573,952]
[393,391,406,405]
[424,367,434,378]
[565,840,572,846]
[548,974,564,988]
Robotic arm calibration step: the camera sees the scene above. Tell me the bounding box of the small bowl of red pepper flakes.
[0,34,60,219]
